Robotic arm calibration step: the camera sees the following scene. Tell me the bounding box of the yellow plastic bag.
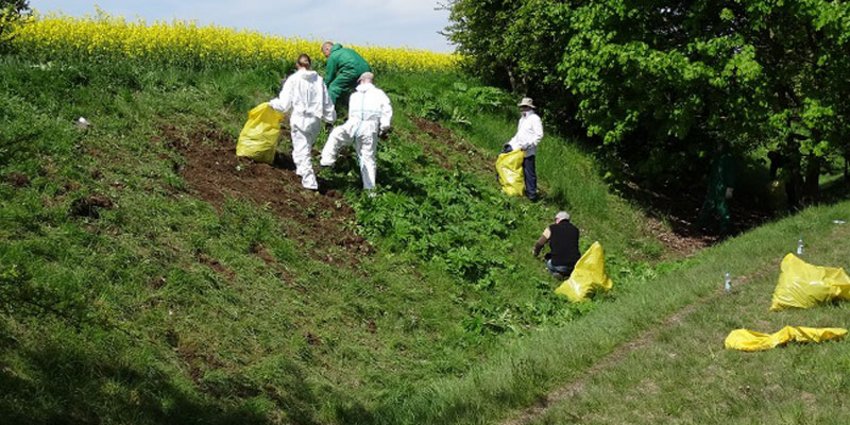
[769,253,850,311]
[725,326,847,352]
[555,242,613,302]
[495,150,525,196]
[235,102,284,164]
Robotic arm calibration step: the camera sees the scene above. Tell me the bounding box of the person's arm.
[529,115,544,148]
[379,91,393,133]
[269,76,294,114]
[533,227,551,257]
[319,78,336,123]
[325,54,338,86]
[508,120,522,151]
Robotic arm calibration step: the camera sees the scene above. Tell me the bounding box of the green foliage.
[375,200,850,425]
[0,53,674,423]
[395,82,513,126]
[445,0,578,125]
[0,0,28,50]
[448,0,850,205]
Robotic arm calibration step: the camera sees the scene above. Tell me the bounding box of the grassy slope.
[530,209,850,425]
[3,54,846,425]
[381,201,850,425]
[0,56,666,424]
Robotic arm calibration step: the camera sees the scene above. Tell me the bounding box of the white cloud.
[28,0,454,51]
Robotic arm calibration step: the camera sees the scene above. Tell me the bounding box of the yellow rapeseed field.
[11,12,459,71]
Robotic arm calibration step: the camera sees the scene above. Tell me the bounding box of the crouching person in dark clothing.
[533,211,580,279]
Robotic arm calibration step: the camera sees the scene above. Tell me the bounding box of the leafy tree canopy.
[447,0,850,206]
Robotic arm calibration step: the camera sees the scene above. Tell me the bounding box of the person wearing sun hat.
[505,97,544,201]
[533,211,580,278]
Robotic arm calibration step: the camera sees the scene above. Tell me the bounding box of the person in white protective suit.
[269,54,336,190]
[320,71,392,192]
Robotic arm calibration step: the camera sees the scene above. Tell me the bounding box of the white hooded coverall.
[320,82,392,190]
[269,69,336,190]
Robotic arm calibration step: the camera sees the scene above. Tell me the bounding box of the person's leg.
[329,76,357,111]
[355,130,378,190]
[292,118,321,189]
[561,263,575,278]
[546,259,571,279]
[320,124,352,167]
[523,155,538,201]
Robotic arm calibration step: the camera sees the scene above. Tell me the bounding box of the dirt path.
[500,265,774,425]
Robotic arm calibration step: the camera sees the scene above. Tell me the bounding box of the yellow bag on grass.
[236,102,284,164]
[555,242,613,302]
[725,326,847,352]
[495,149,525,196]
[769,254,850,311]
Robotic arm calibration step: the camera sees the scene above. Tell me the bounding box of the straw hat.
[518,97,536,108]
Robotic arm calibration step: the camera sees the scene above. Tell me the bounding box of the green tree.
[448,0,850,212]
[443,0,525,89]
[562,1,765,188]
[0,0,30,50]
[443,0,579,127]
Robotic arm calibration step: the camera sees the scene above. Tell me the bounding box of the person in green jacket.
[697,144,737,235]
[321,41,372,106]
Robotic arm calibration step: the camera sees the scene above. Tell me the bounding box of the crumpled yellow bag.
[495,150,525,196]
[769,253,850,311]
[555,242,613,302]
[236,102,284,164]
[725,326,847,352]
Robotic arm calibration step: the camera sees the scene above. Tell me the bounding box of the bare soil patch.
[6,172,30,188]
[155,124,371,266]
[196,252,236,281]
[621,180,774,255]
[70,194,114,219]
[412,117,494,174]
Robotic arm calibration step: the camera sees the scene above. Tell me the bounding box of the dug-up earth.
[154,124,371,266]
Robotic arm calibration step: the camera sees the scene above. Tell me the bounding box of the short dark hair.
[297,54,312,69]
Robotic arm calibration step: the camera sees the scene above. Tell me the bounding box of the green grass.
[372,201,850,425]
[529,210,850,425]
[2,52,848,425]
[0,55,671,424]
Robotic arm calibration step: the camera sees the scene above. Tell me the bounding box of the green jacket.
[325,43,371,87]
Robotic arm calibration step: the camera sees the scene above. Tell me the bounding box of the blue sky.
[28,1,454,52]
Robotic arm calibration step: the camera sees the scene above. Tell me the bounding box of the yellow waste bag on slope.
[495,149,525,196]
[236,102,284,164]
[770,253,850,311]
[725,326,847,352]
[555,242,613,302]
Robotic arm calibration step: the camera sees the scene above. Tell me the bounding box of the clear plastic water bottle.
[796,237,804,255]
[724,272,732,293]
